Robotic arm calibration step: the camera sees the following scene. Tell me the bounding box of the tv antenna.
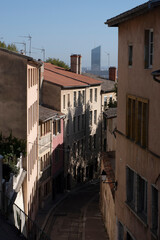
[32,47,45,61]
[19,35,32,56]
[14,42,26,55]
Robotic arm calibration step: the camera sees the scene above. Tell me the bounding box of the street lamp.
[101,170,118,190]
[151,69,160,83]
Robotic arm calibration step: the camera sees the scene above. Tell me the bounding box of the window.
[128,45,133,66]
[89,136,92,150]
[93,134,96,149]
[117,221,124,240]
[82,90,85,104]
[94,110,97,124]
[58,120,61,133]
[126,166,147,223]
[67,119,69,135]
[94,88,97,102]
[68,94,70,107]
[81,139,84,156]
[82,114,85,129]
[73,142,76,158]
[53,121,57,135]
[73,116,76,133]
[151,186,158,236]
[78,91,81,106]
[63,95,65,109]
[89,111,92,126]
[74,91,76,107]
[144,29,153,68]
[78,115,80,131]
[104,96,107,108]
[77,140,80,155]
[126,95,148,148]
[104,138,106,152]
[90,89,93,103]
[104,117,107,130]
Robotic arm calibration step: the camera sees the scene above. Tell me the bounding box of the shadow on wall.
[64,94,102,189]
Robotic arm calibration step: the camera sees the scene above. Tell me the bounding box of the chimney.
[70,54,82,74]
[109,67,117,81]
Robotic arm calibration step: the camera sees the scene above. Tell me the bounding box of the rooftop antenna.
[19,35,32,56]
[13,42,26,55]
[32,47,45,61]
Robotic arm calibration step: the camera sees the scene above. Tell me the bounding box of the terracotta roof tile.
[44,63,102,87]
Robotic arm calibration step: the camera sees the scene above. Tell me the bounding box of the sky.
[0,0,147,69]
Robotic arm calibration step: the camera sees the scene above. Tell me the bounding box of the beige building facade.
[0,48,42,220]
[106,1,160,239]
[42,59,102,188]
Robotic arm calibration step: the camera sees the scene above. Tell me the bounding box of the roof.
[0,48,42,67]
[104,108,117,119]
[44,63,102,88]
[105,0,160,27]
[83,73,115,93]
[39,105,65,122]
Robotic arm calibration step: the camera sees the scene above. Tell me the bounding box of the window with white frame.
[78,91,81,106]
[63,95,65,109]
[94,88,97,102]
[144,29,153,68]
[74,91,76,107]
[68,94,70,107]
[82,90,85,104]
[94,110,97,124]
[89,111,92,126]
[90,89,93,103]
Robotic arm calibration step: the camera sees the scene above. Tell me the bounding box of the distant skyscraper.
[91,46,101,71]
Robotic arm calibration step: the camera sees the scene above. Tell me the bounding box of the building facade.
[41,58,102,189]
[106,1,160,239]
[0,48,42,220]
[38,105,65,206]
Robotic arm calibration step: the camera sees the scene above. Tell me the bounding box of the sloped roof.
[83,73,115,93]
[104,108,117,119]
[39,105,65,122]
[44,63,102,88]
[105,1,160,27]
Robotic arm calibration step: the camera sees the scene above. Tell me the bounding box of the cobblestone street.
[44,181,109,240]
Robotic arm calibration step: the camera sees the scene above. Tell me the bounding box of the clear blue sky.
[0,0,146,68]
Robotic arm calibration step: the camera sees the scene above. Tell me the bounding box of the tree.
[46,57,69,70]
[0,41,18,52]
[108,98,117,108]
[0,132,26,180]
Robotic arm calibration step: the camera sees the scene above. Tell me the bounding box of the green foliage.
[0,132,26,180]
[0,41,18,52]
[46,57,69,70]
[108,98,117,108]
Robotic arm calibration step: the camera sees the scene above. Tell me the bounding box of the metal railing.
[0,191,50,240]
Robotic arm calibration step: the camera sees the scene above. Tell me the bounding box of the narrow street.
[44,180,109,240]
